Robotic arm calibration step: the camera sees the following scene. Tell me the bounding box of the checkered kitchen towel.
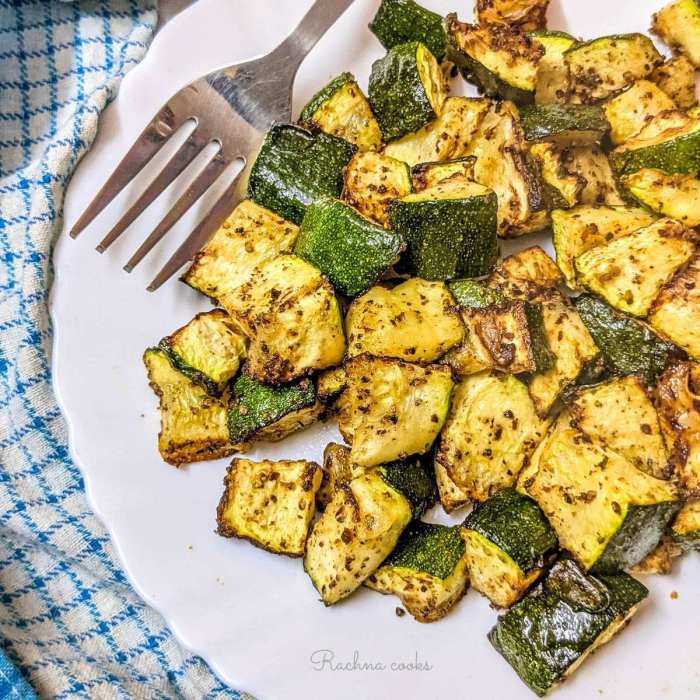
[0,1,244,697]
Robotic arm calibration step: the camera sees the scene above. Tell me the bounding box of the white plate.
[51,1,700,698]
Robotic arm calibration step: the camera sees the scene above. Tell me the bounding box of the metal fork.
[70,0,356,292]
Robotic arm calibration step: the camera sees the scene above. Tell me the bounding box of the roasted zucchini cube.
[575,294,678,387]
[448,278,509,308]
[159,309,248,396]
[552,205,657,290]
[411,157,476,191]
[368,41,446,143]
[651,56,698,110]
[379,456,439,520]
[476,0,549,32]
[221,255,346,384]
[317,443,355,510]
[529,30,577,105]
[520,421,678,572]
[247,124,356,225]
[294,197,404,297]
[181,199,299,302]
[299,72,382,152]
[462,488,557,608]
[369,0,447,61]
[315,366,347,407]
[304,470,412,604]
[519,104,610,146]
[652,0,700,68]
[346,278,464,362]
[342,151,412,226]
[575,218,697,318]
[338,355,453,468]
[435,372,551,502]
[565,34,663,104]
[216,458,322,556]
[672,500,700,550]
[383,97,490,167]
[650,256,700,360]
[366,522,469,622]
[143,348,235,466]
[487,245,563,302]
[444,15,543,106]
[489,559,648,697]
[389,176,499,280]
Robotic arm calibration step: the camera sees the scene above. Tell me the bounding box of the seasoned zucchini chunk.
[317,443,354,510]
[527,295,599,416]
[520,423,678,572]
[610,109,700,176]
[575,295,678,387]
[304,470,412,604]
[248,124,356,225]
[159,310,248,396]
[520,104,610,146]
[465,101,548,236]
[570,377,669,478]
[565,34,663,104]
[143,348,235,466]
[216,458,322,556]
[529,30,577,105]
[623,168,700,229]
[342,151,412,226]
[552,205,657,290]
[575,218,697,317]
[655,361,700,494]
[221,255,345,384]
[649,255,700,360]
[445,15,543,105]
[462,489,557,607]
[366,522,469,622]
[629,537,681,575]
[487,245,563,302]
[436,372,551,502]
[411,157,476,191]
[227,373,322,444]
[294,197,404,297]
[338,355,453,468]
[435,459,471,513]
[603,80,676,146]
[299,72,381,151]
[672,500,700,549]
[182,199,298,302]
[369,0,447,61]
[489,559,648,697]
[389,176,499,280]
[379,456,439,519]
[346,279,463,362]
[652,0,700,67]
[383,97,490,167]
[652,56,698,110]
[476,0,549,32]
[368,41,446,143]
[316,366,347,406]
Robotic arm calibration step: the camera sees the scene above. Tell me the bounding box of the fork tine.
[146,164,248,292]
[96,135,205,253]
[123,152,228,272]
[70,106,186,239]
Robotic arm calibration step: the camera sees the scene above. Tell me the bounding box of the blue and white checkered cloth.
[0,2,245,697]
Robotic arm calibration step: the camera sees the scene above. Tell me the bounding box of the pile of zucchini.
[144,0,700,695]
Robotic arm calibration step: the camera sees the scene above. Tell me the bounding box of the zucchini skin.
[248,124,357,225]
[448,278,508,308]
[524,303,555,374]
[380,456,439,520]
[575,295,679,386]
[489,559,648,697]
[368,42,440,142]
[159,339,220,396]
[519,104,610,144]
[294,197,405,297]
[369,0,447,61]
[299,72,354,125]
[611,127,700,177]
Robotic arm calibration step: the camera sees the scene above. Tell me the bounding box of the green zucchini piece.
[672,500,700,549]
[345,278,464,362]
[227,372,322,444]
[299,72,382,151]
[444,15,543,106]
[652,0,700,68]
[366,522,469,622]
[524,303,556,374]
[448,279,509,309]
[304,469,412,604]
[411,157,476,191]
[528,30,577,104]
[294,196,404,297]
[379,455,439,520]
[652,55,698,110]
[519,104,610,145]
[338,355,453,468]
[462,488,557,608]
[369,0,447,61]
[317,443,354,510]
[316,366,347,406]
[575,295,678,387]
[476,0,549,32]
[216,458,322,556]
[565,34,663,104]
[247,124,356,225]
[489,559,648,697]
[368,41,445,143]
[389,176,499,280]
[159,309,248,396]
[487,245,564,302]
[435,458,471,513]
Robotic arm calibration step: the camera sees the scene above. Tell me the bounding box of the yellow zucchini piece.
[434,459,470,513]
[652,56,698,110]
[476,0,549,31]
[652,0,700,68]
